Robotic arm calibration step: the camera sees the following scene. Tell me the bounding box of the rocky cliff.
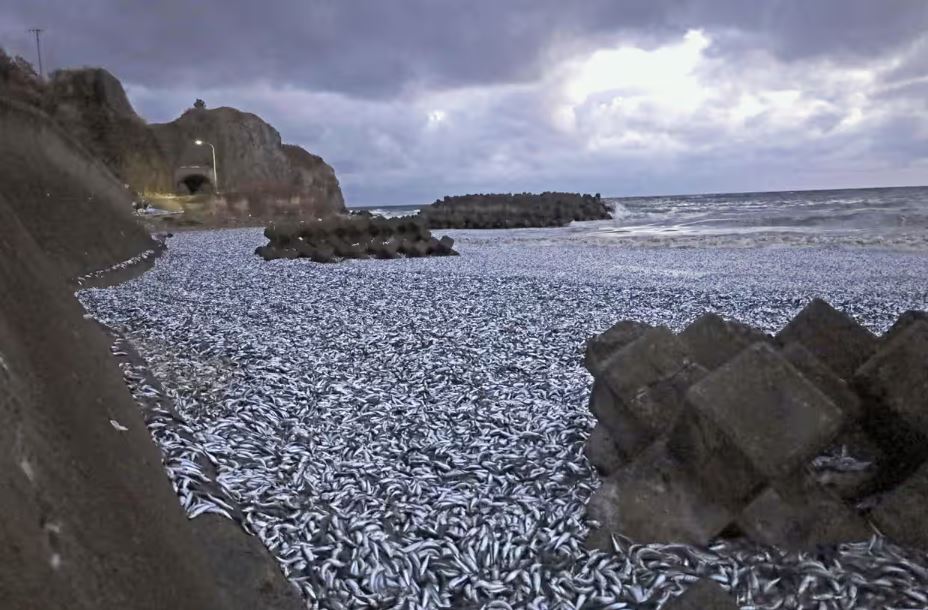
[148,105,345,216]
[0,67,303,609]
[0,96,154,276]
[1,49,345,220]
[47,67,175,195]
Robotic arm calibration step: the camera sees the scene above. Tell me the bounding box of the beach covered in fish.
[79,226,928,609]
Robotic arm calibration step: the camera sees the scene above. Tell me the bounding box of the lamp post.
[194,139,219,193]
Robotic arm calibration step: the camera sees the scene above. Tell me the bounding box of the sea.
[351,186,928,250]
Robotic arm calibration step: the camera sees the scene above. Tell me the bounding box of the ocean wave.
[608,200,633,220]
[363,207,420,218]
[584,228,928,251]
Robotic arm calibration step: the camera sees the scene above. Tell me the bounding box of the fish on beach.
[80,227,928,609]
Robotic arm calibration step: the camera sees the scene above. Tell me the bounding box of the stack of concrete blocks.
[256,215,457,262]
[583,299,928,552]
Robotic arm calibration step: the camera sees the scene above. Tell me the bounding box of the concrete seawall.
[0,95,301,610]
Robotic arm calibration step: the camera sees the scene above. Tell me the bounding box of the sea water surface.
[353,186,928,250]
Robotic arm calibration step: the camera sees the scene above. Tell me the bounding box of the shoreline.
[73,244,164,289]
[79,252,305,610]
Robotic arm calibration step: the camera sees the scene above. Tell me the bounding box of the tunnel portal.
[174,165,216,195]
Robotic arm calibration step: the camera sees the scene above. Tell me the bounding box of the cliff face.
[149,106,345,216]
[0,96,220,609]
[0,96,155,276]
[9,57,346,219]
[0,69,304,609]
[283,143,345,210]
[48,68,174,194]
[0,194,223,610]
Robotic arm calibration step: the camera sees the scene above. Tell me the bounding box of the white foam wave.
[608,201,633,221]
[365,207,420,219]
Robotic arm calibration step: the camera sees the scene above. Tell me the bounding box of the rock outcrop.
[0,74,302,609]
[1,50,345,221]
[0,48,46,108]
[149,105,344,216]
[584,301,928,554]
[47,67,175,195]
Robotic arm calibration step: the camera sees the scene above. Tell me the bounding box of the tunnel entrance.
[180,174,213,194]
[174,165,216,195]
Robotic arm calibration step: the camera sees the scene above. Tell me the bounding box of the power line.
[28,27,44,79]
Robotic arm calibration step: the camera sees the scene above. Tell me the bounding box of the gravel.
[79,227,928,609]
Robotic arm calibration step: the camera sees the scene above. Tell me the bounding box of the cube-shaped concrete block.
[854,321,928,490]
[600,327,694,402]
[667,401,764,509]
[810,425,883,501]
[584,320,652,377]
[586,443,734,549]
[871,460,928,550]
[623,362,708,433]
[662,579,740,610]
[776,298,877,380]
[855,320,928,436]
[584,425,625,476]
[736,474,872,550]
[588,380,652,461]
[685,343,845,480]
[680,312,772,371]
[882,310,928,345]
[850,412,928,494]
[782,342,862,420]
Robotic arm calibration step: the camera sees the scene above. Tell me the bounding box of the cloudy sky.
[3,1,928,205]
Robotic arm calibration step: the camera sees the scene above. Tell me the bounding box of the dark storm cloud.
[3,1,926,97]
[0,0,655,96]
[3,1,928,204]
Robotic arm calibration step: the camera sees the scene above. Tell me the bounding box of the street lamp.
[194,139,219,193]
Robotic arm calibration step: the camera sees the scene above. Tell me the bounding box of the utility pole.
[28,28,44,79]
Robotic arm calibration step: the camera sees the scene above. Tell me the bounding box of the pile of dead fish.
[256,214,457,262]
[74,247,158,286]
[585,300,928,562]
[78,229,928,610]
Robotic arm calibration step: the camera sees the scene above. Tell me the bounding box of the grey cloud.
[3,1,928,204]
[4,1,927,98]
